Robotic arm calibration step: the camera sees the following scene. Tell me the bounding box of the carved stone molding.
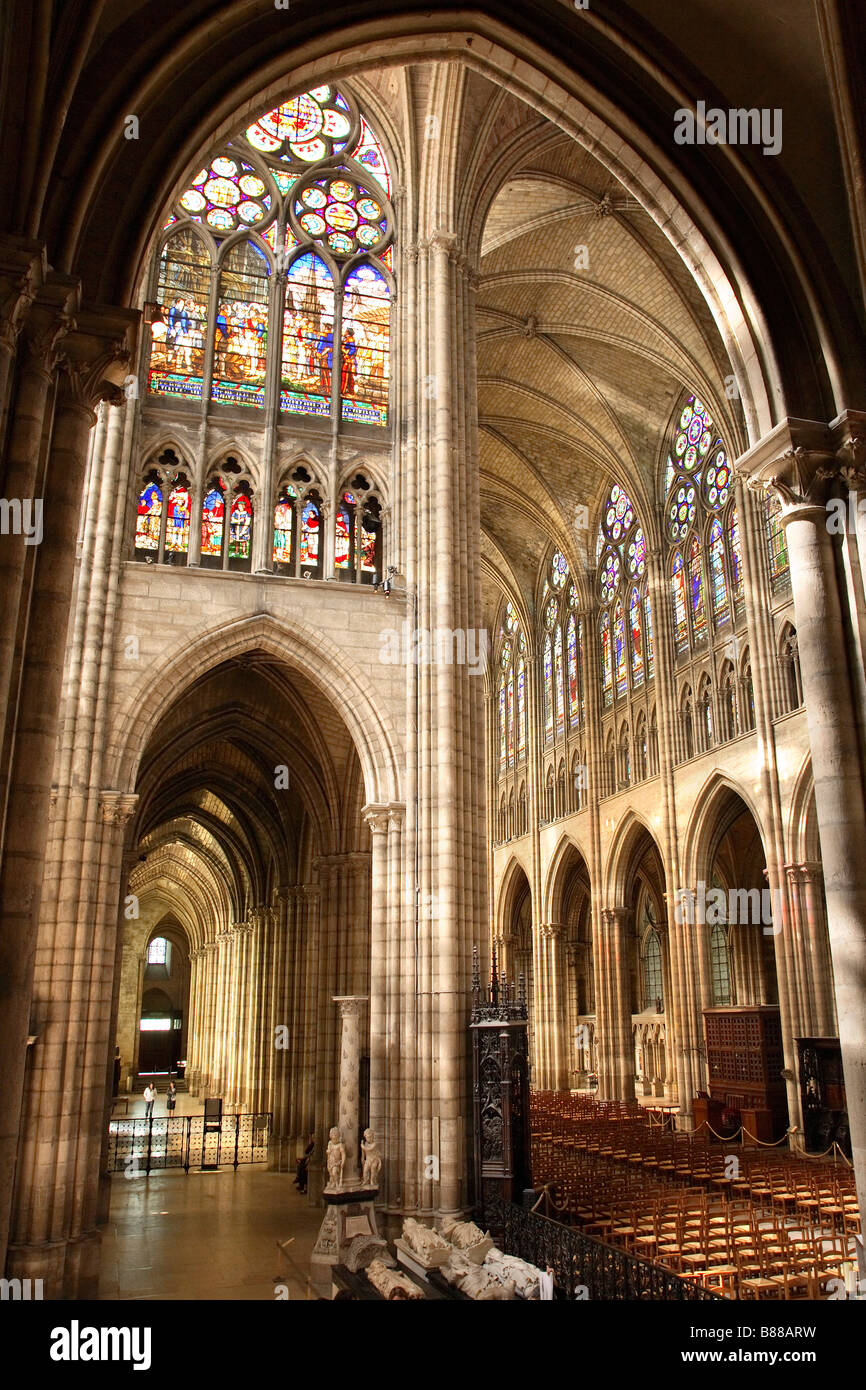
[362,802,391,835]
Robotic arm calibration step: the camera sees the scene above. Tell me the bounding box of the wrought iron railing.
[106,1113,272,1174]
[485,1197,720,1301]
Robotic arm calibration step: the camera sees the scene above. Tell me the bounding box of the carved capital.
[362,802,391,835]
[99,790,139,827]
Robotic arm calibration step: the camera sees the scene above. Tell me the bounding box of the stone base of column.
[309,1188,382,1298]
[268,1134,294,1172]
[7,1228,101,1299]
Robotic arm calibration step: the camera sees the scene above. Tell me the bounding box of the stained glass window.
[300,498,321,570]
[710,923,732,1005]
[335,500,352,569]
[507,675,514,766]
[601,612,612,706]
[630,586,644,686]
[551,551,569,588]
[688,533,707,642]
[578,616,586,721]
[136,480,162,552]
[201,486,224,560]
[600,549,621,602]
[667,482,697,542]
[244,88,354,164]
[147,937,167,965]
[166,480,191,556]
[291,171,390,261]
[644,593,655,680]
[614,598,627,697]
[766,495,789,586]
[149,229,210,400]
[603,484,635,542]
[212,241,269,408]
[567,614,579,724]
[543,634,553,740]
[360,498,381,579]
[341,264,390,426]
[273,485,296,568]
[553,626,565,734]
[626,528,646,578]
[517,655,526,760]
[671,552,688,652]
[643,930,663,1010]
[728,503,744,608]
[708,517,729,626]
[229,492,252,563]
[499,678,506,768]
[281,253,335,417]
[177,154,272,233]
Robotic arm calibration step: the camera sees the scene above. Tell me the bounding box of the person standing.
[143,1083,156,1119]
[166,1081,177,1117]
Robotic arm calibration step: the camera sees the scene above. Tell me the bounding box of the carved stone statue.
[360,1127,382,1188]
[443,1250,516,1300]
[365,1259,424,1300]
[402,1217,450,1260]
[325,1126,346,1190]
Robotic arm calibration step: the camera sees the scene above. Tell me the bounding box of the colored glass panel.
[709,517,729,625]
[341,264,390,425]
[644,593,655,679]
[245,87,353,164]
[766,496,789,585]
[671,552,688,652]
[601,612,612,706]
[136,482,162,550]
[165,484,191,554]
[554,626,564,734]
[293,172,389,260]
[517,656,526,759]
[281,253,335,416]
[273,490,295,565]
[688,533,707,642]
[603,482,635,543]
[627,528,646,577]
[552,551,569,587]
[212,240,269,407]
[614,598,627,696]
[149,229,210,400]
[630,586,644,686]
[335,503,352,568]
[578,616,586,721]
[543,634,553,740]
[178,154,272,232]
[728,504,744,607]
[499,680,506,768]
[350,114,392,195]
[360,508,379,574]
[567,614,579,724]
[300,500,320,567]
[201,488,224,557]
[507,675,514,766]
[229,494,252,559]
[667,482,697,541]
[600,548,621,602]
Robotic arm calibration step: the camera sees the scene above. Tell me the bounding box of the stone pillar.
[596,909,635,1101]
[332,996,367,1190]
[737,413,866,1256]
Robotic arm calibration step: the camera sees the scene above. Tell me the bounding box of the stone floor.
[98,1166,324,1300]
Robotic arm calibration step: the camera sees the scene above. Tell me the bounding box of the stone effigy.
[366,1259,424,1300]
[440,1216,493,1263]
[483,1247,543,1299]
[442,1250,517,1300]
[397,1217,452,1269]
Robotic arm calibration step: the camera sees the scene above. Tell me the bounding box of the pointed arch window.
[600,612,612,707]
[148,228,211,400]
[299,495,322,576]
[710,923,732,1005]
[498,677,507,770]
[543,633,553,740]
[642,929,664,1010]
[281,252,335,418]
[553,625,565,735]
[671,552,688,652]
[766,494,790,589]
[228,484,253,570]
[272,482,298,571]
[135,477,163,557]
[201,482,225,564]
[566,614,579,724]
[629,586,644,687]
[506,672,515,767]
[212,240,270,407]
[613,598,627,697]
[708,517,729,626]
[644,593,655,679]
[517,653,527,760]
[687,533,707,643]
[728,503,744,611]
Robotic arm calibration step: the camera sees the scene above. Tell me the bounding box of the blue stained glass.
[671,551,688,652]
[601,613,612,706]
[709,517,729,625]
[554,625,565,733]
[644,593,655,679]
[543,634,553,740]
[614,598,627,697]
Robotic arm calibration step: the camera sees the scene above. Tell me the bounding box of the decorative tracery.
[595,483,653,705]
[498,602,527,774]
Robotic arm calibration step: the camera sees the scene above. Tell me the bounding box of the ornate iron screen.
[470,947,531,1209]
[486,1198,720,1301]
[106,1112,272,1174]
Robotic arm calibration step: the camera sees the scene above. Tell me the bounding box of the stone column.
[597,908,635,1101]
[332,996,368,1189]
[737,413,866,1254]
